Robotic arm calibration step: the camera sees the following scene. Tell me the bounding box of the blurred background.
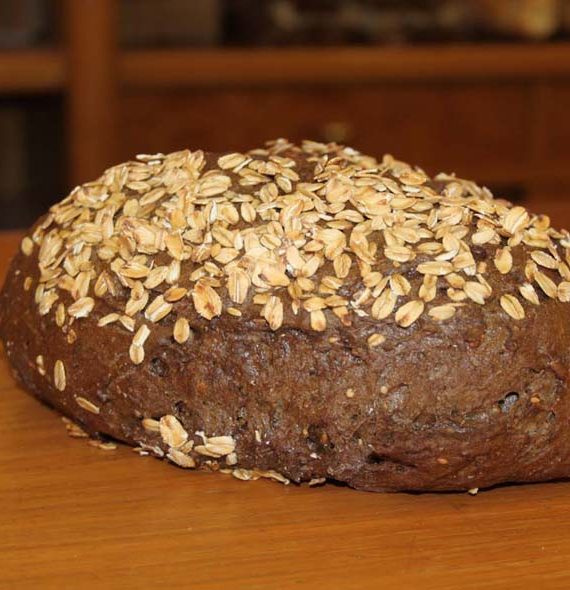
[1,0,570,229]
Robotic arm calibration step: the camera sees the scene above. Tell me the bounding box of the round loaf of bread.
[2,139,570,492]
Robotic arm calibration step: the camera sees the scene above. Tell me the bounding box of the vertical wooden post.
[65,0,118,187]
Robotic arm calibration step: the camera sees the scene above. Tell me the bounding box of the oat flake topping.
[22,139,570,364]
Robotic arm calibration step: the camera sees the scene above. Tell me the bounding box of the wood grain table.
[1,230,570,590]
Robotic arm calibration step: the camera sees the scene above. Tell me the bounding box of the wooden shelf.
[121,42,570,88]
[3,42,570,94]
[0,50,65,93]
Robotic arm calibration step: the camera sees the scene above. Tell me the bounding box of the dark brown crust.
[2,241,570,492]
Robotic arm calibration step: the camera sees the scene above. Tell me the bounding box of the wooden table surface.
[1,231,570,590]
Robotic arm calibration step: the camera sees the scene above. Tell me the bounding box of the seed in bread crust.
[226,452,238,466]
[173,317,191,343]
[194,434,235,458]
[471,228,496,245]
[98,313,120,327]
[21,236,34,256]
[67,297,94,319]
[129,343,144,365]
[159,415,188,449]
[75,396,100,415]
[218,152,247,170]
[263,296,284,331]
[534,270,557,299]
[503,206,529,235]
[133,324,150,348]
[144,295,173,323]
[310,309,327,331]
[531,250,558,270]
[371,290,397,320]
[333,253,351,279]
[167,448,196,468]
[389,274,411,296]
[494,248,513,274]
[428,304,457,321]
[417,261,453,276]
[519,282,540,305]
[55,303,66,327]
[419,274,437,302]
[164,286,188,303]
[227,268,250,305]
[558,282,570,302]
[54,360,66,391]
[395,300,424,328]
[384,245,413,263]
[367,333,385,347]
[192,282,222,320]
[500,294,525,320]
[463,282,489,305]
[36,355,46,376]
[142,418,160,433]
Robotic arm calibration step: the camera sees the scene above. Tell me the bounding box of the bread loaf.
[1,139,570,492]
